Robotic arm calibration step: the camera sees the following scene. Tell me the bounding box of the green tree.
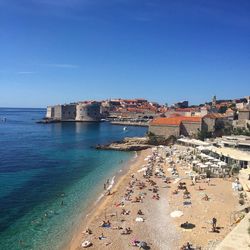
[197,130,212,141]
[218,106,228,114]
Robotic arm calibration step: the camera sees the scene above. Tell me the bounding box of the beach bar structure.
[205,146,250,169]
[177,138,210,147]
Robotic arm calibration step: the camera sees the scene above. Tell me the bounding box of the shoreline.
[68,148,180,250]
[67,145,240,250]
[65,151,141,250]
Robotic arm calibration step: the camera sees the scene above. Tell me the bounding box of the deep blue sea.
[0,108,147,250]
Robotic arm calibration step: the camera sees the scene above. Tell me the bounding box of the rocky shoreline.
[95,137,152,151]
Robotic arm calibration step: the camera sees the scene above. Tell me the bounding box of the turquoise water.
[0,108,147,250]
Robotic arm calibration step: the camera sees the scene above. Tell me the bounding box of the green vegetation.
[229,103,236,109]
[197,130,212,141]
[233,127,250,136]
[218,106,228,114]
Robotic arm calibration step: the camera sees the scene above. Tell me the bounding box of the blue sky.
[0,0,249,107]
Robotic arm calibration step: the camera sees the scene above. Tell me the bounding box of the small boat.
[123,127,128,131]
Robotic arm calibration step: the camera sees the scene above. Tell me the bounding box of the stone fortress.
[46,101,101,122]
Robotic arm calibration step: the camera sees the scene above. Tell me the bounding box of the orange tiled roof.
[175,108,199,112]
[150,116,202,126]
[168,113,183,118]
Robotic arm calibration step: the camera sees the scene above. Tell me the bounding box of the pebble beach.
[69,145,239,250]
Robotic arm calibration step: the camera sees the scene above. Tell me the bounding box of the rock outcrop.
[95,137,152,151]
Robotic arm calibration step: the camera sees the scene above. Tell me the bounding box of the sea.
[0,108,147,250]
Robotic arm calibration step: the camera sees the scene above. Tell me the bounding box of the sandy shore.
[166,145,239,249]
[68,145,239,250]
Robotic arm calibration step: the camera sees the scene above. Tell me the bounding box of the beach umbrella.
[137,167,147,173]
[201,165,208,168]
[212,158,220,162]
[205,162,212,165]
[170,210,183,218]
[139,241,148,249]
[207,155,214,160]
[180,222,195,229]
[196,146,205,151]
[211,164,220,168]
[218,162,227,166]
[173,178,181,184]
[135,217,144,222]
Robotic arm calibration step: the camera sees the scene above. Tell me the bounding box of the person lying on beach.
[98,233,106,240]
[101,220,111,227]
[172,190,178,195]
[106,190,111,196]
[178,183,186,190]
[124,195,132,201]
[180,242,192,250]
[202,194,209,201]
[137,209,143,215]
[132,197,142,203]
[183,190,190,198]
[115,201,124,207]
[121,209,130,215]
[152,194,160,200]
[84,228,92,234]
[131,239,141,247]
[121,227,132,235]
[112,225,123,230]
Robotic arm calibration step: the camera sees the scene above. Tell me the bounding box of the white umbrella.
[218,162,227,166]
[135,217,144,222]
[201,165,208,168]
[205,162,212,165]
[197,163,205,167]
[211,164,220,168]
[137,167,147,173]
[196,146,205,151]
[212,158,220,162]
[170,210,183,218]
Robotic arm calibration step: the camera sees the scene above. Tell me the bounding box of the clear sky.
[0,0,249,108]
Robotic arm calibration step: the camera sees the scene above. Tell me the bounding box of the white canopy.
[211,164,220,168]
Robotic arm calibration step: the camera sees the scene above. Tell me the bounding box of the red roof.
[175,108,199,112]
[168,113,183,118]
[150,116,202,126]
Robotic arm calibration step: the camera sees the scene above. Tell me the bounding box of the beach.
[69,145,239,250]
